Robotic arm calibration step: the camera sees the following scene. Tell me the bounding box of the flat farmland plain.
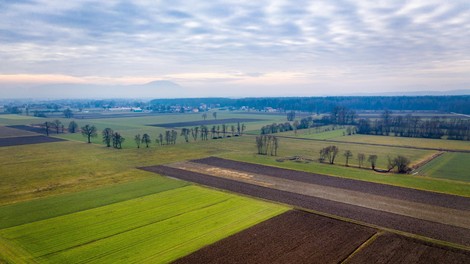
[0,182,287,263]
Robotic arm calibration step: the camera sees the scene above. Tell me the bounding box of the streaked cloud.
[0,0,468,98]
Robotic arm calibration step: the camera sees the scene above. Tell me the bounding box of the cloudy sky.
[0,0,469,98]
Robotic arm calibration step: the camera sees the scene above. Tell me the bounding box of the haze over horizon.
[0,1,469,98]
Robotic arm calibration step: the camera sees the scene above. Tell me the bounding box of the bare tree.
[212,111,217,120]
[202,113,207,120]
[44,121,51,136]
[68,121,78,133]
[141,133,151,147]
[180,128,190,142]
[102,128,114,147]
[52,119,62,134]
[357,153,365,168]
[134,134,141,148]
[81,124,97,143]
[112,132,125,149]
[368,155,378,170]
[343,150,353,166]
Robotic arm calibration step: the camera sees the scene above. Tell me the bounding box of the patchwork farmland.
[1,110,469,263]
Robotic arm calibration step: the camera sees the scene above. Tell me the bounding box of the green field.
[416,152,470,182]
[0,180,287,263]
[333,134,470,152]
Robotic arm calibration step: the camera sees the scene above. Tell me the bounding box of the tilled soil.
[140,165,470,246]
[0,135,66,147]
[193,157,470,211]
[148,118,265,128]
[347,233,470,264]
[174,210,376,264]
[7,125,46,134]
[0,126,37,138]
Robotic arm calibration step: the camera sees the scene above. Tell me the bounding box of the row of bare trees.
[356,111,470,140]
[318,145,410,173]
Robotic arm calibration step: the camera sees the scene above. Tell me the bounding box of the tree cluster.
[255,135,279,156]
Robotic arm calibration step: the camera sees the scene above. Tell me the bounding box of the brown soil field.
[0,126,38,138]
[0,135,66,147]
[148,118,265,128]
[175,210,376,264]
[7,125,47,134]
[193,157,470,211]
[347,233,470,263]
[140,165,470,246]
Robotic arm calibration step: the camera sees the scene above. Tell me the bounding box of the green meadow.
[0,183,286,263]
[416,152,470,182]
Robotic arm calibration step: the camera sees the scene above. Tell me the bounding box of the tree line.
[356,111,470,140]
[149,96,470,114]
[318,145,411,173]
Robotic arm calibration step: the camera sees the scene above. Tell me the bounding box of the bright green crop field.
[0,181,287,263]
[415,152,470,182]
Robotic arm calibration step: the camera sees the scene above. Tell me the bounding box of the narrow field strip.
[193,157,470,210]
[171,161,470,229]
[0,176,189,229]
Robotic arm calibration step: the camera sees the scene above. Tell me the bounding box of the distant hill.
[22,80,186,99]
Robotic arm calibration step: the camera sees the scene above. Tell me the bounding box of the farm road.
[141,158,470,246]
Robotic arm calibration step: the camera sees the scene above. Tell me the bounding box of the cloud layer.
[0,0,469,97]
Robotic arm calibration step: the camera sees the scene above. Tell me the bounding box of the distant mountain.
[19,80,187,99]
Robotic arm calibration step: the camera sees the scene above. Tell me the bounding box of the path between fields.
[167,161,470,230]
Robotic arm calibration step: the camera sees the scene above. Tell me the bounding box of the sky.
[0,0,469,98]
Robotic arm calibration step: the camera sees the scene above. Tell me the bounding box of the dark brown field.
[0,135,66,147]
[0,126,38,138]
[148,118,265,128]
[175,210,376,264]
[7,125,47,134]
[347,233,470,264]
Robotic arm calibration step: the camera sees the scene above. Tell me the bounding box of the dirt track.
[140,164,470,247]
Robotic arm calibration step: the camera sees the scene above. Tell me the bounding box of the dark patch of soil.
[7,125,46,134]
[140,165,470,246]
[174,210,376,264]
[348,233,470,264]
[147,118,265,128]
[0,126,37,138]
[0,135,66,147]
[193,157,470,211]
